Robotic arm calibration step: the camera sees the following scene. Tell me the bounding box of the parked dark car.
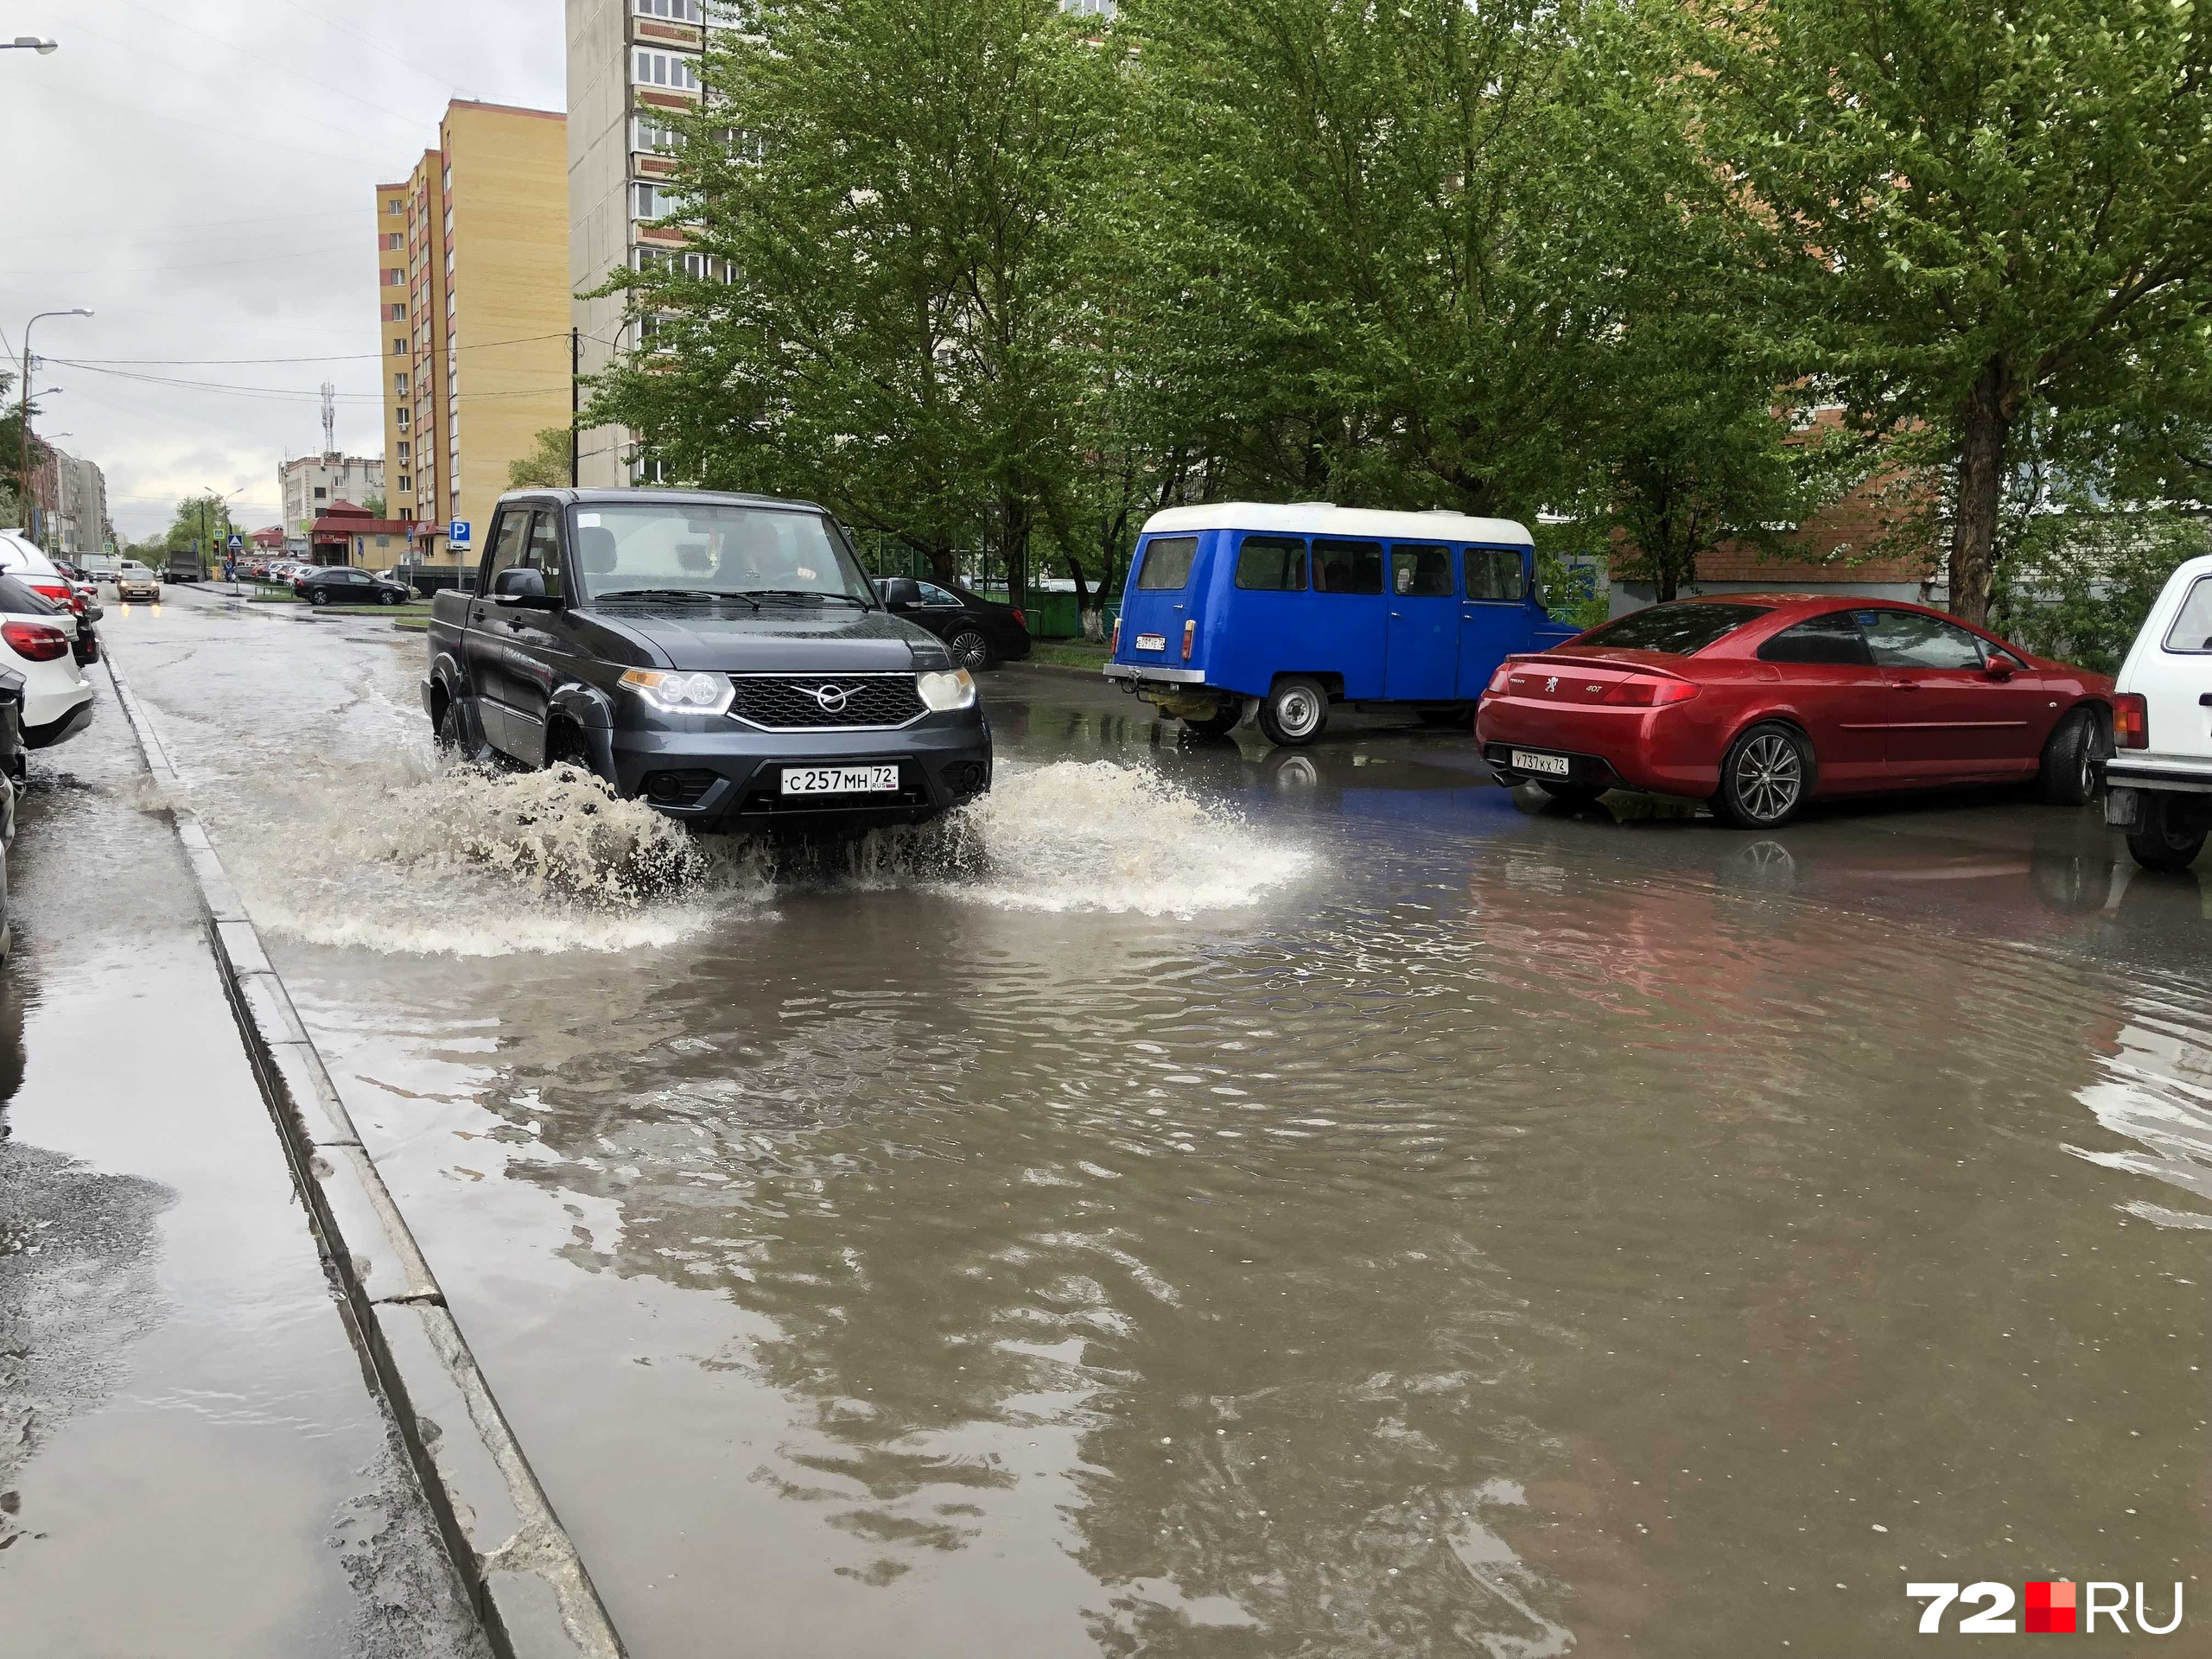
[871,577,1031,671]
[296,566,412,606]
[424,489,994,833]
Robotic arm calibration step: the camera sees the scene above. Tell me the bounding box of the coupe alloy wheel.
[1732,732,1802,824]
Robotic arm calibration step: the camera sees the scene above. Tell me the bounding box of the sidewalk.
[0,671,486,1659]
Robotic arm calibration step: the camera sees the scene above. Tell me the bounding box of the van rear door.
[1114,534,1203,673]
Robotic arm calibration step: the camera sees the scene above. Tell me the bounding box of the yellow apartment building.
[375,100,570,573]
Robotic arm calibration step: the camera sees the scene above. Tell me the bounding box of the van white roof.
[1140,501,1533,545]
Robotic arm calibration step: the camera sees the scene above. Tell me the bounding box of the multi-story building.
[43,448,110,560]
[567,0,726,490]
[280,453,385,546]
[376,99,570,571]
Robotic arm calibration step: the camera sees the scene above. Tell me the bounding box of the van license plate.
[1511,750,1572,777]
[1135,633,1167,652]
[781,765,899,796]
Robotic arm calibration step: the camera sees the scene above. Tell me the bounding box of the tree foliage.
[1691,0,2212,625]
[584,0,2212,629]
[508,427,574,490]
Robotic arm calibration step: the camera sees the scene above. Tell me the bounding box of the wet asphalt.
[0,629,486,1658]
[24,584,2212,1656]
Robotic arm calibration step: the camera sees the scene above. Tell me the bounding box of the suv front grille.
[728,673,925,730]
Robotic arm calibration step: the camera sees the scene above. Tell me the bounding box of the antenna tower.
[321,382,336,456]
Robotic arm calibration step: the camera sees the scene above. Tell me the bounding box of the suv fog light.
[620,668,734,715]
[918,668,977,711]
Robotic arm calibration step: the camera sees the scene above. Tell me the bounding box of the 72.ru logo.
[1906,1581,2183,1635]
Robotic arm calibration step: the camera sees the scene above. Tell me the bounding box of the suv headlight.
[917,668,976,712]
[620,669,734,716]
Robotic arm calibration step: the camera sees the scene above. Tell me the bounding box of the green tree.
[506,428,573,490]
[0,369,48,527]
[585,0,1120,607]
[1693,0,2212,626]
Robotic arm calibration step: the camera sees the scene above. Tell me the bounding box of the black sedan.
[873,577,1031,670]
[295,566,413,607]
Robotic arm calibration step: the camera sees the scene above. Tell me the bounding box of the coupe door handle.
[1895,681,1920,690]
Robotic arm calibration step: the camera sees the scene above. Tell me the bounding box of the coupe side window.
[1390,544,1454,598]
[916,582,962,607]
[2162,576,2212,653]
[1758,612,1874,666]
[483,511,529,590]
[1235,536,1306,591]
[1312,539,1383,595]
[1857,610,1986,671]
[1135,536,1199,591]
[1463,546,1525,601]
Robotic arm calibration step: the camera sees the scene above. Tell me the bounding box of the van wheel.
[2038,706,2107,806]
[2126,794,2207,873]
[1711,721,1812,829]
[948,629,991,671]
[1259,677,1327,747]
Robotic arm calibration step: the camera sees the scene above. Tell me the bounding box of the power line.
[54,331,576,367]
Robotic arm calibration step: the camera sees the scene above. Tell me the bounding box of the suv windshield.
[570,502,875,606]
[1572,601,1771,656]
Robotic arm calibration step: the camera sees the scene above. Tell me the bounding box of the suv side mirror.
[878,576,921,610]
[492,566,556,607]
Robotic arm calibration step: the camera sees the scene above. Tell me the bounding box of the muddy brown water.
[102,592,2212,1655]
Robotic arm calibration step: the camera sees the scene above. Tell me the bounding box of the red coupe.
[1474,595,2113,829]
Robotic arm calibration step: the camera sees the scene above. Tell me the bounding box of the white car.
[114,560,162,601]
[2103,550,2212,871]
[0,530,93,623]
[0,569,94,748]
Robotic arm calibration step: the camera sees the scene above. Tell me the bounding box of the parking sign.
[449,519,472,547]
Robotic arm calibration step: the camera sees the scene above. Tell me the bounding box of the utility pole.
[570,327,581,488]
[18,309,92,543]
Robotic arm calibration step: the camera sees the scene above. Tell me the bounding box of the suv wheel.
[1711,721,1812,829]
[2126,793,2208,874]
[1257,677,1327,747]
[2038,706,2107,806]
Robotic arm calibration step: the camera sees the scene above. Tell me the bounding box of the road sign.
[449,519,472,547]
[226,534,244,553]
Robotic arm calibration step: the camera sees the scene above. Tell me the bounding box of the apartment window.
[396,409,410,429]
[632,114,683,152]
[397,477,411,493]
[394,372,409,394]
[636,0,702,18]
[382,232,403,251]
[634,49,700,91]
[633,181,681,220]
[442,166,451,193]
[391,337,406,355]
[445,248,454,274]
[382,267,404,287]
[385,302,408,321]
[313,486,327,500]
[397,441,410,461]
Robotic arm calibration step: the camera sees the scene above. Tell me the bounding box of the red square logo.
[2025,1580,2077,1634]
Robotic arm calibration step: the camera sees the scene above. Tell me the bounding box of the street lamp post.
[18,309,91,544]
[1,38,59,54]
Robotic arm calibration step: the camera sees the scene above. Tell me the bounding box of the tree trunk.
[925,545,957,588]
[1949,360,2014,629]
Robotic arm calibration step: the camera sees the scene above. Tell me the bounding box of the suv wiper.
[737,588,871,608]
[591,588,760,611]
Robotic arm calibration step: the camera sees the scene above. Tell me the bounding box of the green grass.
[1026,639,1111,671]
[310,602,432,616]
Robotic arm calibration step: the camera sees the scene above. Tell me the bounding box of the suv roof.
[494,486,831,515]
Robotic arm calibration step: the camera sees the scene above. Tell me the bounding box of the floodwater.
[105,589,2212,1655]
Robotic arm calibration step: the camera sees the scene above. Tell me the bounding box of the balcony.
[630,16,702,48]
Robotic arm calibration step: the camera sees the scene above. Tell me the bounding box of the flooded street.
[92,589,2212,1655]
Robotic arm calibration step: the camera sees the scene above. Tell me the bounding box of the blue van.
[1103,504,1577,744]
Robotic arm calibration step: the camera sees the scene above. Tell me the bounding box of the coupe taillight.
[3,620,71,662]
[1182,619,1197,662]
[2113,692,2149,749]
[1602,675,1699,707]
[1012,607,1027,630]
[1485,662,1517,696]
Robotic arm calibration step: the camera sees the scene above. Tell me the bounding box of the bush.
[1989,513,2209,676]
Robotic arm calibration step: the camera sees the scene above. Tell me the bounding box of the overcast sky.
[2,0,564,540]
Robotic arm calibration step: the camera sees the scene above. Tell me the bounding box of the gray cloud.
[3,0,563,537]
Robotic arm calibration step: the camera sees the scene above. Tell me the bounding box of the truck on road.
[166,550,204,585]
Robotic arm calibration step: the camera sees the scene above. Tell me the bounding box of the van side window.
[1135,536,1199,591]
[1390,544,1453,597]
[1312,539,1382,594]
[1235,536,1306,590]
[1464,546,1524,601]
[2163,575,2212,652]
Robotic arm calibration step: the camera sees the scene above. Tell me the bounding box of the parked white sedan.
[2104,550,2212,871]
[0,571,94,748]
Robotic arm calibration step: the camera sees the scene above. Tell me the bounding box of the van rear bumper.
[1103,664,1208,686]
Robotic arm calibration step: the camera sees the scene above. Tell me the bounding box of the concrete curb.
[103,657,627,1659]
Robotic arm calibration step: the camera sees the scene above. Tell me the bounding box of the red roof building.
[309,499,416,566]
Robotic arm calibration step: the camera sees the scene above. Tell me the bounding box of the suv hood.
[583,604,949,672]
